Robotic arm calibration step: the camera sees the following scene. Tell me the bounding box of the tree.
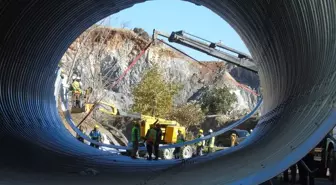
[201,86,237,115]
[131,65,180,117]
[167,102,205,131]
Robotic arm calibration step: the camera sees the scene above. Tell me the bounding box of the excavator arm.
[153,29,258,73]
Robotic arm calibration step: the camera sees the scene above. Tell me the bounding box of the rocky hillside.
[60,26,258,118]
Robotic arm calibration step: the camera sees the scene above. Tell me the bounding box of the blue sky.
[104,0,249,61]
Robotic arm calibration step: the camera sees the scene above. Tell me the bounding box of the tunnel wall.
[1,0,336,185]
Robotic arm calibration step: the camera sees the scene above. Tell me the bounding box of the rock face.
[60,26,258,117]
[227,63,260,90]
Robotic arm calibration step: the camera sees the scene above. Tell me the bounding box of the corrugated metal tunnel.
[1,0,336,184]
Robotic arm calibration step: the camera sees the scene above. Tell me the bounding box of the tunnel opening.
[1,0,336,185]
[58,0,260,155]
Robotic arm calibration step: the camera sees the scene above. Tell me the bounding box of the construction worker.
[76,126,85,143]
[154,123,162,160]
[145,124,157,160]
[207,129,215,153]
[196,129,205,156]
[84,87,93,103]
[71,77,82,108]
[89,125,101,148]
[131,120,141,159]
[173,129,185,159]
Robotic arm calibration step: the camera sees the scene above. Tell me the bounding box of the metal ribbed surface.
[1,0,336,185]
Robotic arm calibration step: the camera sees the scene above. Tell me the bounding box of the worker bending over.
[173,129,185,159]
[154,123,162,160]
[207,129,215,153]
[131,120,141,159]
[145,125,157,160]
[196,129,205,156]
[89,125,101,148]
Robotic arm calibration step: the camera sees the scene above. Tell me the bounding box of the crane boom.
[153,29,258,73]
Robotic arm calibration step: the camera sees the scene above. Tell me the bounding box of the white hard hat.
[209,129,213,133]
[72,76,76,80]
[76,77,81,80]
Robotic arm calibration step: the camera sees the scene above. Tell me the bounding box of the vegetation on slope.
[201,87,237,115]
[131,65,181,117]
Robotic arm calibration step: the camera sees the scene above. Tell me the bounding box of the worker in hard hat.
[131,120,141,159]
[71,77,82,108]
[153,122,162,160]
[145,124,157,160]
[173,129,185,159]
[196,129,205,156]
[207,129,215,153]
[89,125,101,148]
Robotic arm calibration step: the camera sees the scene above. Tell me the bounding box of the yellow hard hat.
[94,125,99,129]
[199,129,203,133]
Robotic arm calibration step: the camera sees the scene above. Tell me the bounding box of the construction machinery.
[82,99,192,159]
[138,115,193,159]
[152,29,258,73]
[85,101,119,115]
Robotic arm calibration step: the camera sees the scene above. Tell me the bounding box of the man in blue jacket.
[89,125,101,148]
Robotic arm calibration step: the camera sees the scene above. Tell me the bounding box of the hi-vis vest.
[176,134,184,143]
[146,128,157,144]
[131,126,140,142]
[72,81,81,94]
[208,137,215,148]
[197,134,205,146]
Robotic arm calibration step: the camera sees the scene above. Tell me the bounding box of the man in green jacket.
[196,129,205,156]
[131,121,141,159]
[173,129,185,159]
[145,124,157,160]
